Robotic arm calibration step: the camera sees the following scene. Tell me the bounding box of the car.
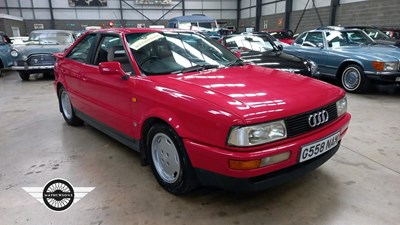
[10,30,76,80]
[265,29,295,44]
[380,28,400,40]
[220,33,319,77]
[0,31,13,76]
[54,28,351,194]
[10,36,28,45]
[283,28,400,93]
[323,26,400,47]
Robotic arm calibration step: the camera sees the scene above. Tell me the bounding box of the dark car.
[381,28,400,40]
[0,31,13,76]
[220,33,319,77]
[265,29,295,44]
[10,30,76,80]
[323,26,400,47]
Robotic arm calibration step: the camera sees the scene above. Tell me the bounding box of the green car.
[0,31,13,76]
[10,30,76,81]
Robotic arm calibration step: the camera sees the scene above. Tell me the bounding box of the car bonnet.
[150,65,344,124]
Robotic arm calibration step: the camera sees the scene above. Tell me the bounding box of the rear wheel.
[19,71,30,81]
[58,87,83,126]
[147,123,198,194]
[341,64,370,93]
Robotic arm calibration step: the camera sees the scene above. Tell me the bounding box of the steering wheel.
[139,56,160,66]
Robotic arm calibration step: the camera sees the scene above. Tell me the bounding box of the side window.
[294,32,307,45]
[303,32,323,47]
[95,35,133,72]
[66,34,96,63]
[93,35,122,65]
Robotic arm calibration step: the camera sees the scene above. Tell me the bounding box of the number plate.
[299,131,340,163]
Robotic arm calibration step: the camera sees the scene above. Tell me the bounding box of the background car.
[381,28,400,40]
[0,31,13,76]
[10,30,76,80]
[54,28,350,194]
[341,26,400,47]
[220,33,319,77]
[283,28,400,93]
[265,29,295,44]
[10,36,28,45]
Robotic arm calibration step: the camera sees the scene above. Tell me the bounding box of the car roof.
[30,29,74,34]
[85,27,196,35]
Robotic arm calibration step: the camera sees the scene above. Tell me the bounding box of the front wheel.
[341,64,370,93]
[147,123,198,194]
[18,71,30,81]
[58,87,83,126]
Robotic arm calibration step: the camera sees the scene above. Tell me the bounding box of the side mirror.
[277,44,283,51]
[99,62,125,75]
[316,43,324,49]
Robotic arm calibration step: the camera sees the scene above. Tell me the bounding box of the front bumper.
[12,65,54,73]
[184,113,351,191]
[195,143,340,192]
[365,71,400,83]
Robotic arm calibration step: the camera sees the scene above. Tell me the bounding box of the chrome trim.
[308,110,329,128]
[12,65,54,70]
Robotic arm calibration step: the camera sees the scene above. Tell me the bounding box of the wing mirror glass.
[316,43,324,49]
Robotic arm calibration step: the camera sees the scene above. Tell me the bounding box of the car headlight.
[336,96,347,117]
[227,120,287,147]
[305,60,319,77]
[10,49,19,57]
[371,61,398,71]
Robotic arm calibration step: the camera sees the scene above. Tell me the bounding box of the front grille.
[27,54,55,66]
[285,103,337,138]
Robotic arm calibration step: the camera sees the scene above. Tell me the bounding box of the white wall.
[2,0,237,21]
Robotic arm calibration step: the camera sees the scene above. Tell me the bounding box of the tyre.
[58,87,84,126]
[19,71,30,81]
[341,64,370,93]
[147,123,198,194]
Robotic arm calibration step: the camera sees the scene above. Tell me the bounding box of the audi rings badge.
[308,110,329,127]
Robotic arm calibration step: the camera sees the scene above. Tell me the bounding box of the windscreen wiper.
[173,64,220,74]
[226,58,245,67]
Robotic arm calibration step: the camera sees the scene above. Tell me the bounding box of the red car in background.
[266,29,296,44]
[54,28,351,194]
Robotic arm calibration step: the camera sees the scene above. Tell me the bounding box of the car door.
[0,33,13,68]
[61,33,97,111]
[79,34,135,137]
[292,32,329,75]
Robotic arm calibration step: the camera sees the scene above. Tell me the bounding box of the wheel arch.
[56,82,65,112]
[336,60,365,79]
[139,116,177,166]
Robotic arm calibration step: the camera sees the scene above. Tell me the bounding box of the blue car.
[0,31,13,76]
[283,28,400,93]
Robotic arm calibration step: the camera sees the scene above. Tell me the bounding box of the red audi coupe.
[54,28,351,194]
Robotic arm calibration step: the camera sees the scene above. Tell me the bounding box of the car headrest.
[107,46,129,63]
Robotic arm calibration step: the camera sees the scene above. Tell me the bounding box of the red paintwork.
[54,28,351,178]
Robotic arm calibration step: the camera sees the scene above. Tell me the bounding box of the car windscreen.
[27,31,74,45]
[126,32,237,75]
[326,30,374,47]
[363,28,391,40]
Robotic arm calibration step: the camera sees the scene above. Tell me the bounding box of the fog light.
[260,151,291,167]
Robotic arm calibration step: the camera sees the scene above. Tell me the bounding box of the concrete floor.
[0,71,399,225]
